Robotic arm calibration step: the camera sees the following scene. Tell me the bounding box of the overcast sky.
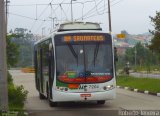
[8,0,160,35]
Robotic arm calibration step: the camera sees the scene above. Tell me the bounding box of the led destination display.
[63,35,105,42]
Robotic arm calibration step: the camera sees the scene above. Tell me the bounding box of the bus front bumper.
[52,88,116,102]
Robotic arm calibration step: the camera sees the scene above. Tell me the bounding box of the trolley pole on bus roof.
[0,0,8,111]
[108,0,112,33]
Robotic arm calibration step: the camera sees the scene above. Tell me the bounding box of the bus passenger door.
[34,50,39,91]
[48,44,54,99]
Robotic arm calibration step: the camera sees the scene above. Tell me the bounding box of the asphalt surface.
[10,70,160,116]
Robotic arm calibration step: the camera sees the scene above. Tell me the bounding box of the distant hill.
[141,32,152,36]
[114,31,153,47]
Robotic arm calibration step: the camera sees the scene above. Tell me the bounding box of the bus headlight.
[103,85,115,91]
[56,87,68,91]
[64,88,68,91]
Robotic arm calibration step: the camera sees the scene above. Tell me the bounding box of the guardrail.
[21,68,35,73]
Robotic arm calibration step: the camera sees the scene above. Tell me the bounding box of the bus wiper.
[93,44,99,66]
[67,44,78,66]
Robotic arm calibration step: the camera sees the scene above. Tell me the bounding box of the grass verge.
[117,75,160,93]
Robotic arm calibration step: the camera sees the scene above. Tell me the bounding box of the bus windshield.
[55,34,113,84]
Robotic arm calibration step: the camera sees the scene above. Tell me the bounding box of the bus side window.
[39,48,44,93]
[49,45,55,82]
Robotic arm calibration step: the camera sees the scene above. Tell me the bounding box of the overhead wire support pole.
[0,0,8,111]
[50,3,53,30]
[108,0,112,33]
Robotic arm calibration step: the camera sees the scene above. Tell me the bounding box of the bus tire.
[47,84,58,107]
[39,92,46,99]
[97,100,105,105]
[49,100,58,107]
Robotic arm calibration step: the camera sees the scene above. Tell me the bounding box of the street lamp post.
[134,46,137,70]
[49,17,57,30]
[42,27,45,37]
[52,17,57,29]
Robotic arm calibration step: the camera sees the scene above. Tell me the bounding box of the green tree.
[10,28,35,67]
[6,34,28,110]
[6,34,19,67]
[149,11,160,59]
[125,42,158,67]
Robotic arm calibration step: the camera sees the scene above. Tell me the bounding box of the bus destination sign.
[63,35,105,42]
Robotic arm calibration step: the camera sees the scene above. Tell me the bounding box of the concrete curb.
[117,86,160,97]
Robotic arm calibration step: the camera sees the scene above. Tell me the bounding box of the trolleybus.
[34,22,116,107]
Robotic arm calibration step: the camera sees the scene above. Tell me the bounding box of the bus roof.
[34,22,111,45]
[58,22,102,31]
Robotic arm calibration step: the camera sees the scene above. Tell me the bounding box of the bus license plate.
[80,94,91,97]
[79,84,99,91]
[88,84,99,89]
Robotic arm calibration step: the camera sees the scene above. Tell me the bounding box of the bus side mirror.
[114,47,118,62]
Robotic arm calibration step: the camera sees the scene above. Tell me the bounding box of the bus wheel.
[39,93,46,99]
[49,100,58,107]
[97,100,105,105]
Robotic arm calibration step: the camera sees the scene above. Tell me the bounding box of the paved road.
[10,70,160,116]
[130,72,160,79]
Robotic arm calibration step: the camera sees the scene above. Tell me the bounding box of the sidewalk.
[130,72,160,79]
[117,69,160,79]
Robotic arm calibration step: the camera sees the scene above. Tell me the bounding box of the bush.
[8,72,28,110]
[7,71,13,84]
[8,85,28,109]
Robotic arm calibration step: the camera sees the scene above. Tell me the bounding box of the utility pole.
[0,0,8,111]
[108,0,112,33]
[108,0,115,76]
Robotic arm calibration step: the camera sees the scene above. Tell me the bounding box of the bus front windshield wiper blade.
[93,44,99,66]
[67,44,78,66]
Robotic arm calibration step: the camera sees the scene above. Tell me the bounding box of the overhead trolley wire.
[34,20,46,34]
[8,12,49,21]
[111,0,124,6]
[85,0,124,19]
[30,0,54,31]
[93,0,104,15]
[8,0,97,7]
[34,0,67,34]
[49,0,67,18]
[59,3,69,21]
[76,0,104,21]
[76,0,125,21]
[8,0,125,34]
